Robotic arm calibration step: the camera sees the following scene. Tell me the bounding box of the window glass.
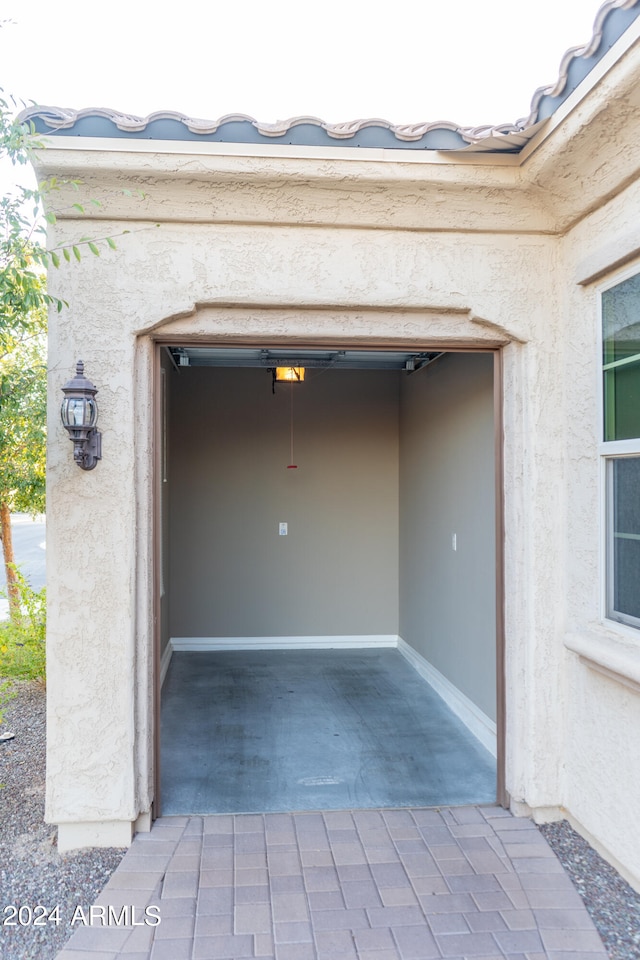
[608,456,640,625]
[602,273,640,441]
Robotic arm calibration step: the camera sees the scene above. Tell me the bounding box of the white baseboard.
[170,635,399,652]
[397,638,497,757]
[160,641,173,687]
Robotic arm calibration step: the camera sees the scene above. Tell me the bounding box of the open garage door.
[155,346,501,815]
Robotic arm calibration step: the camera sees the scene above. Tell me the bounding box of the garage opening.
[156,346,500,816]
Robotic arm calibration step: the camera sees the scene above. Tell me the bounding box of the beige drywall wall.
[399,353,496,720]
[168,367,400,638]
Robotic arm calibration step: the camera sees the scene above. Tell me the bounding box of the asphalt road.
[0,514,46,618]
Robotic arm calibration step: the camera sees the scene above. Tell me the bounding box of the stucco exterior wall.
[45,207,565,850]
[40,27,640,883]
[556,173,640,887]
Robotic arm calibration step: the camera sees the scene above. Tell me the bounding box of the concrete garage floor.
[160,649,496,816]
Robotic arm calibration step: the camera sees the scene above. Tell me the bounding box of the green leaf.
[50,251,60,268]
[72,203,85,214]
[44,211,56,224]
[106,237,117,250]
[63,247,71,262]
[72,246,81,261]
[88,242,100,257]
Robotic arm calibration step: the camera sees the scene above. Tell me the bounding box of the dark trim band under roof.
[18,0,640,155]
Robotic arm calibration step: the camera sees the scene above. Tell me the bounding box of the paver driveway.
[55,805,607,960]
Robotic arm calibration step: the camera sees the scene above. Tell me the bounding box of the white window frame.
[598,263,640,630]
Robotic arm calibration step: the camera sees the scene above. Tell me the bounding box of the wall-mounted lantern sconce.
[60,360,102,470]
[274,366,305,383]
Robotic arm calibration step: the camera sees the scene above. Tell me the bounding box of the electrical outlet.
[279,522,288,536]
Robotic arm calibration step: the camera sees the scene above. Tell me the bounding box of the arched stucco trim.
[135,303,526,348]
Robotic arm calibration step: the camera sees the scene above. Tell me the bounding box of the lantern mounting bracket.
[74,430,102,470]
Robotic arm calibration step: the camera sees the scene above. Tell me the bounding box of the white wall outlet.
[279,522,288,536]
[452,533,457,551]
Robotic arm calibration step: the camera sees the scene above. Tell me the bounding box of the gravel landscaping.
[0,680,639,960]
[540,820,640,960]
[0,681,125,960]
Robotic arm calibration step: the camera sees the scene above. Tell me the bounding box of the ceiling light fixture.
[274,366,305,382]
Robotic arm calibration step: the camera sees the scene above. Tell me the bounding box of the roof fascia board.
[31,132,522,177]
[518,12,640,165]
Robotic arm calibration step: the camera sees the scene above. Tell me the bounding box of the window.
[602,271,640,628]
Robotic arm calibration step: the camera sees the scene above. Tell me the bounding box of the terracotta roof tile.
[18,0,640,155]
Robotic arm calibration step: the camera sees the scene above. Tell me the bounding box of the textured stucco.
[44,208,561,832]
[556,166,640,886]
[37,26,640,887]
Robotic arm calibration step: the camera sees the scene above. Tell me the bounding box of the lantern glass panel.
[86,398,98,426]
[62,397,97,428]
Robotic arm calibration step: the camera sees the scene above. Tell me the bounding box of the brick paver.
[55,806,607,959]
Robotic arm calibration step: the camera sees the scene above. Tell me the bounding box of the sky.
[0,0,610,192]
